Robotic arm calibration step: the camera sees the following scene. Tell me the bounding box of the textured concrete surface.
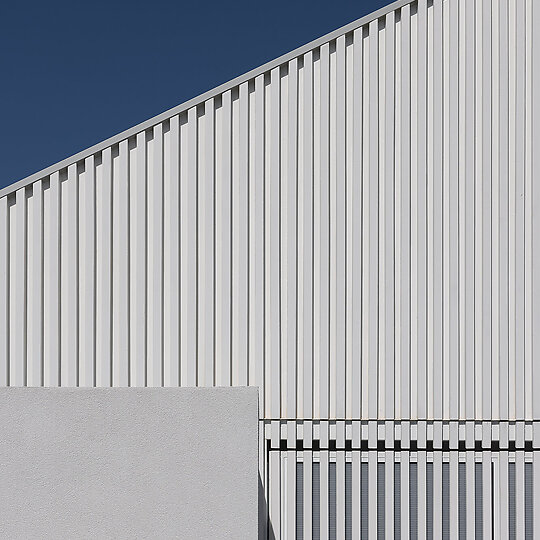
[0,387,258,539]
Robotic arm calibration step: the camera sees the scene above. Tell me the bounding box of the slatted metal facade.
[1,0,539,537]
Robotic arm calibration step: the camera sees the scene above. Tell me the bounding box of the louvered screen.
[282,450,536,540]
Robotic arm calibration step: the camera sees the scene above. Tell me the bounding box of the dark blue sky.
[0,0,390,190]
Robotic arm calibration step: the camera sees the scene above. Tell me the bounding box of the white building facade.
[1,0,540,537]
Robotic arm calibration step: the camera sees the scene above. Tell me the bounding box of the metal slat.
[431,0,443,422]
[301,50,314,421]
[147,124,164,388]
[533,451,540,540]
[377,461,385,540]
[198,100,214,388]
[336,449,345,540]
[232,84,248,387]
[313,461,321,540]
[112,141,129,387]
[9,188,27,387]
[399,0,411,420]
[26,181,43,387]
[297,461,304,540]
[304,450,313,540]
[216,91,232,388]
[270,450,281,540]
[285,61,298,419]
[516,452,525,540]
[459,459,466,540]
[361,460,369,540]
[321,450,329,540]
[524,460,533,540]
[163,116,180,387]
[267,67,281,420]
[287,450,296,540]
[96,149,112,387]
[532,0,540,422]
[129,132,147,388]
[367,19,379,421]
[79,157,95,388]
[499,452,509,540]
[466,453,475,540]
[250,74,265,410]
[482,452,493,540]
[384,10,396,422]
[334,34,346,422]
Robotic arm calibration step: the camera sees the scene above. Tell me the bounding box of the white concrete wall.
[0,387,258,540]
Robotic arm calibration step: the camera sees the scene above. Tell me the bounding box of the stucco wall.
[0,387,258,539]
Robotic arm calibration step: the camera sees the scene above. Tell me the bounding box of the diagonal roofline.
[0,0,413,199]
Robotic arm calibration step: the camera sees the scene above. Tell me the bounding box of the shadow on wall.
[259,473,277,540]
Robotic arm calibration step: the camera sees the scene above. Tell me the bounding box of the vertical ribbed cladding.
[0,0,537,420]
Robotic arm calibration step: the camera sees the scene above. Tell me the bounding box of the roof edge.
[0,0,413,199]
